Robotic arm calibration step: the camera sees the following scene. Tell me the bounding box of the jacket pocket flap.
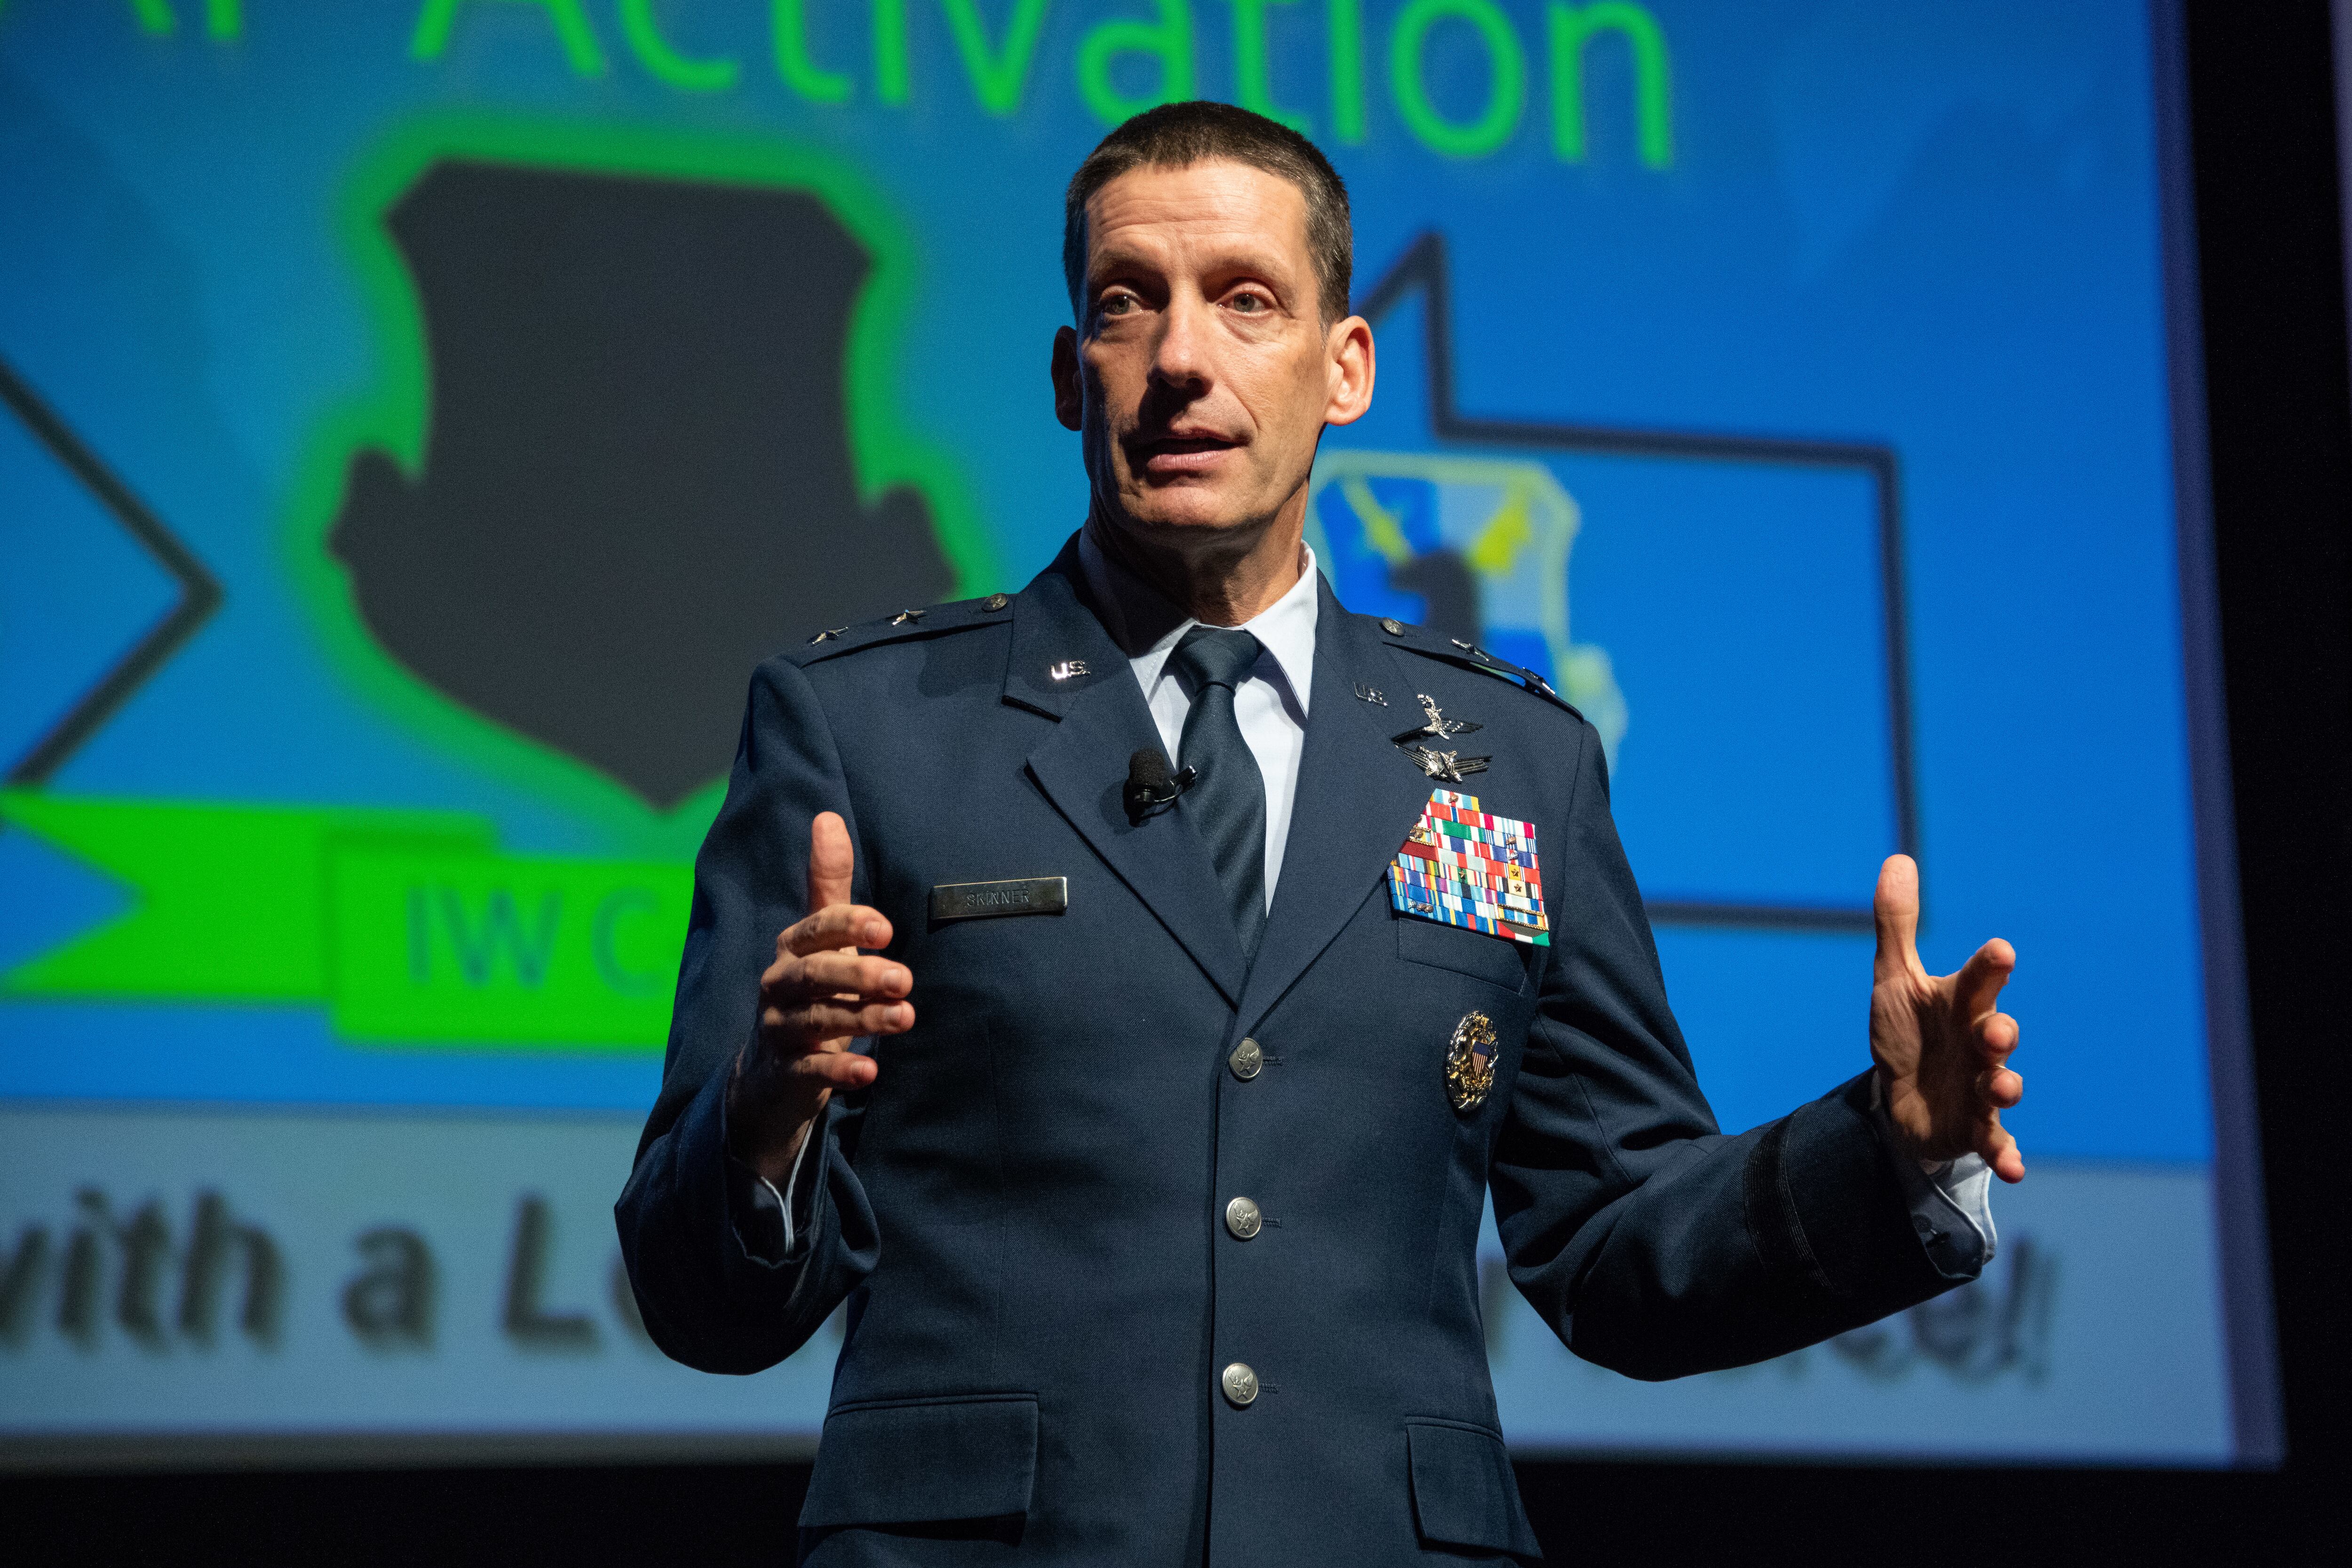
[1405,1420,1542,1560]
[1396,914,1533,995]
[801,1394,1039,1528]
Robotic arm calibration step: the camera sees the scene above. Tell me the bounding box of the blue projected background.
[0,0,2252,1464]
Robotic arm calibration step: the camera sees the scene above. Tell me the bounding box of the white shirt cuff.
[764,1118,826,1256]
[1869,1070,1997,1277]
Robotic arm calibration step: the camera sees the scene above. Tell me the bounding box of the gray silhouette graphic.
[330,160,950,810]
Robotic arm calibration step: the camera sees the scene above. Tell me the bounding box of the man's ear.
[1052,326,1084,432]
[1323,315,1376,428]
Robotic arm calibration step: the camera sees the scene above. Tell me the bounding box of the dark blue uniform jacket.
[618,538,1966,1564]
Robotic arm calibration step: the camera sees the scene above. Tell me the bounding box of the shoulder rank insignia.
[1377,621,1586,721]
[1389,789,1549,947]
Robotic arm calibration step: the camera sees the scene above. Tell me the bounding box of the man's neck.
[1083,507,1308,629]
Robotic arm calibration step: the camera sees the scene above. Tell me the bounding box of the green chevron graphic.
[2,792,689,1051]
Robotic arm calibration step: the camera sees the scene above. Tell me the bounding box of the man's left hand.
[1869,853,2025,1183]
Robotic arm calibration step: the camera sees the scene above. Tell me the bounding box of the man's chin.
[1111,483,1271,540]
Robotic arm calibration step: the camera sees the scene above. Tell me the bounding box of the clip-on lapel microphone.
[1124,748,1197,823]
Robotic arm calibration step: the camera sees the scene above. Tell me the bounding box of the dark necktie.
[1170,625,1269,958]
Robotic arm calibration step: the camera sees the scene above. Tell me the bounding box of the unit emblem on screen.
[1306,453,1626,772]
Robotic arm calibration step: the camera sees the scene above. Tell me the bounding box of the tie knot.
[1171,626,1263,692]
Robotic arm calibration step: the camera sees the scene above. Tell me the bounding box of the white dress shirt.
[753,533,1997,1274]
[1077,527,1319,908]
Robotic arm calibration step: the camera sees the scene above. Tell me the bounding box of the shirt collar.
[1077,525,1319,720]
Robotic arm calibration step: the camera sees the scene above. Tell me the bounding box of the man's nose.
[1147,293,1214,394]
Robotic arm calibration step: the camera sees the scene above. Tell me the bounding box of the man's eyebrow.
[1207,247,1296,280]
[1199,249,1303,307]
[1086,246,1161,283]
[1089,242,1301,296]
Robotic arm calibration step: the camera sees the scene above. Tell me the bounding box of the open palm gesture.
[1869,854,2025,1183]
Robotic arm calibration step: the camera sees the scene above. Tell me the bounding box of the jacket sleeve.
[1489,718,1970,1381]
[613,656,881,1375]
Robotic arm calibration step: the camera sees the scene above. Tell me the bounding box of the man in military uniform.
[619,102,2023,1564]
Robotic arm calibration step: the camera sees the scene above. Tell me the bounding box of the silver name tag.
[929,876,1069,922]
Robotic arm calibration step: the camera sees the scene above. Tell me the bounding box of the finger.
[767,998,916,1042]
[1954,938,2016,1020]
[776,904,895,961]
[787,1049,880,1091]
[1985,1120,2025,1184]
[769,998,915,1042]
[1872,855,1921,983]
[777,951,912,1003]
[807,811,856,928]
[1974,1009,2019,1061]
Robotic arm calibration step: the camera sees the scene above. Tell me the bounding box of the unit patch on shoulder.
[1387,789,1549,946]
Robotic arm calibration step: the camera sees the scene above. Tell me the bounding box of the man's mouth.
[1130,433,1241,475]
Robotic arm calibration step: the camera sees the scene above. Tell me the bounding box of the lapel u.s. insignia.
[1445,1011,1498,1112]
[1388,789,1549,946]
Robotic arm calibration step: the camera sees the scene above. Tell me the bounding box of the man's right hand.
[728,811,913,1185]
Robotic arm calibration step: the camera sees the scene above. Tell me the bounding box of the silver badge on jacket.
[1446,1011,1497,1112]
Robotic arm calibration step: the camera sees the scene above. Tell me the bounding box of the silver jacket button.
[1225,1196,1263,1240]
[1221,1362,1259,1407]
[1229,1038,1263,1080]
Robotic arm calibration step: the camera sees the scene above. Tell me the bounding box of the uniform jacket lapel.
[1236,576,1434,1036]
[1013,544,1250,1006]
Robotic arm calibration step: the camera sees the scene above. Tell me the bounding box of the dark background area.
[8,0,2348,1560]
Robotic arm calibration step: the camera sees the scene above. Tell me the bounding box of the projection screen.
[0,0,2278,1466]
